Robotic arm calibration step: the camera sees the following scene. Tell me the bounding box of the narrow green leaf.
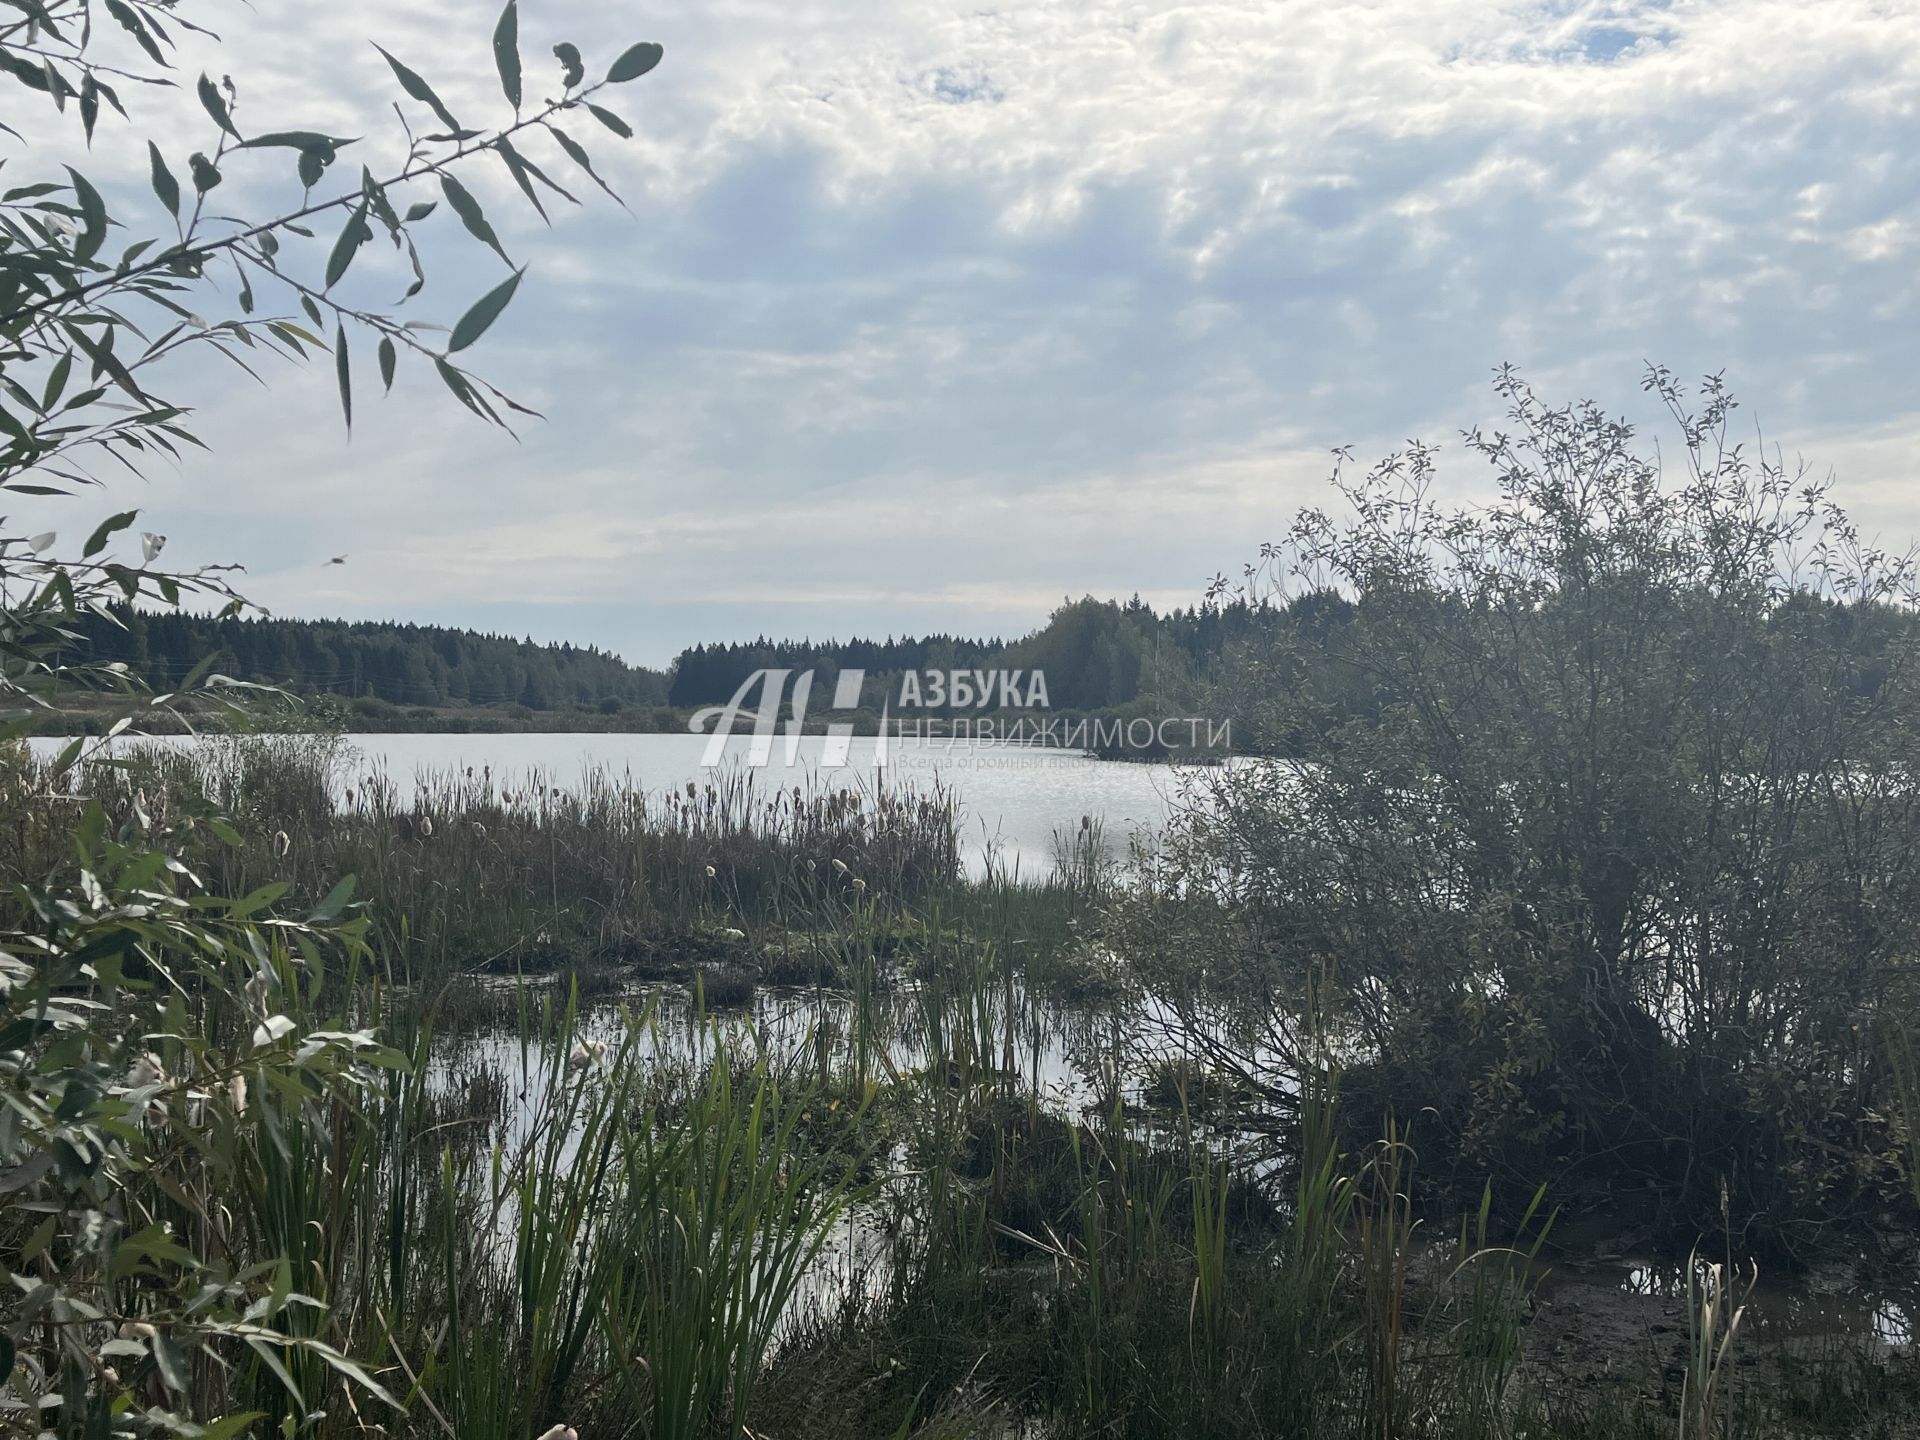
[42,351,72,410]
[402,234,426,297]
[148,142,180,217]
[448,268,523,352]
[51,737,84,777]
[63,166,106,262]
[439,174,510,265]
[548,126,623,206]
[378,335,397,392]
[587,104,632,139]
[47,57,74,110]
[494,138,550,222]
[374,45,460,132]
[307,1340,399,1409]
[362,169,402,236]
[241,130,342,152]
[325,201,370,288]
[66,322,146,400]
[196,73,239,137]
[311,874,357,922]
[105,0,166,66]
[244,1336,306,1411]
[83,510,138,558]
[334,323,351,431]
[267,322,309,355]
[493,1,522,109]
[434,357,486,418]
[606,41,663,83]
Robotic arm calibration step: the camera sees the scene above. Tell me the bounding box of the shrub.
[1140,367,1920,1254]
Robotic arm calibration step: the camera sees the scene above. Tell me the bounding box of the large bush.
[1135,367,1920,1255]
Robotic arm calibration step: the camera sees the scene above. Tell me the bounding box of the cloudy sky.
[25,0,1920,665]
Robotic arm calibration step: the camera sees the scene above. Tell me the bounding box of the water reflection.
[1609,1258,1917,1350]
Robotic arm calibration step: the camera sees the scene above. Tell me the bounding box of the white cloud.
[13,0,1920,663]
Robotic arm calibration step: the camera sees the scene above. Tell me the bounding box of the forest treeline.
[61,608,674,712]
[60,589,1917,742]
[666,596,1265,712]
[63,596,1266,719]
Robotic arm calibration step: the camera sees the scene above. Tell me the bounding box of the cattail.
[272,830,290,858]
[832,858,849,874]
[419,814,433,838]
[852,877,867,893]
[532,1427,578,1440]
[705,865,717,878]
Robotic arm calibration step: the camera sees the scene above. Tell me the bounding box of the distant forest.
[62,595,1269,718]
[62,609,674,712]
[667,596,1264,712]
[60,590,1913,745]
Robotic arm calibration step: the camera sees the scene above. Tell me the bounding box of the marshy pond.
[13,729,1920,1438]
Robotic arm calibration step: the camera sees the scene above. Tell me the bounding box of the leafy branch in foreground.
[0,766,406,1438]
[1,0,661,717]
[1,5,666,1435]
[4,0,658,472]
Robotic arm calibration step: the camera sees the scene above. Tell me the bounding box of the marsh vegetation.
[7,680,1920,1439]
[5,0,1920,1432]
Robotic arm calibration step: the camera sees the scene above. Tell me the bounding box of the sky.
[19,0,1920,666]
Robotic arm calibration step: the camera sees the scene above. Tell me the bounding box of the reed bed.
[1,735,966,978]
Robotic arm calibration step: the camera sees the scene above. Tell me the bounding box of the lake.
[38,731,1203,880]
